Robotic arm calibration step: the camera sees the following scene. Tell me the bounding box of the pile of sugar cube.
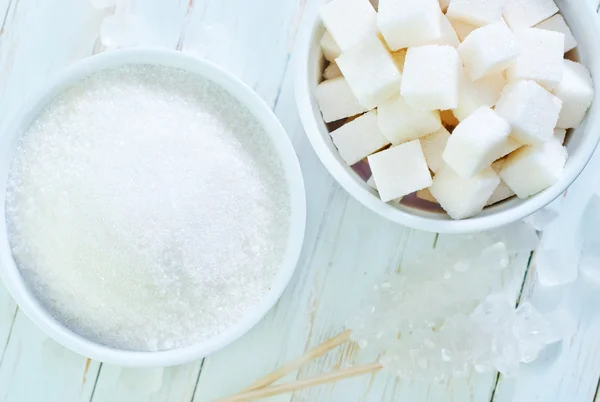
[316,0,594,220]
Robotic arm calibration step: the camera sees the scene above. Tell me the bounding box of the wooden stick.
[239,329,352,392]
[214,362,383,402]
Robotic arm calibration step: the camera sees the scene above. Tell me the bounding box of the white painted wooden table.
[1,1,600,401]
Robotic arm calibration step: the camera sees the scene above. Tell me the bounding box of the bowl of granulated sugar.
[0,49,306,367]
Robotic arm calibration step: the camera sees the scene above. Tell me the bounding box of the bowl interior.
[0,49,306,367]
[298,0,600,233]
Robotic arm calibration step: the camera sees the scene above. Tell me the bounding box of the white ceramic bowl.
[296,1,600,234]
[0,49,306,367]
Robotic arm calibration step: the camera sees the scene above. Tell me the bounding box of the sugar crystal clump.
[347,225,571,381]
[6,65,291,351]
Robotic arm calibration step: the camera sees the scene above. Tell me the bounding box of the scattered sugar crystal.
[349,232,562,381]
[453,70,506,121]
[330,110,390,165]
[523,208,559,232]
[535,14,577,53]
[458,21,520,81]
[323,62,343,80]
[507,28,565,90]
[536,204,582,287]
[401,45,462,110]
[494,221,540,253]
[495,80,562,145]
[100,14,148,49]
[316,77,367,123]
[377,0,443,51]
[503,0,559,30]
[337,36,402,109]
[320,31,342,62]
[377,94,442,145]
[368,140,432,202]
[554,60,595,129]
[320,0,378,51]
[6,65,291,351]
[499,140,567,199]
[443,107,511,178]
[421,127,451,173]
[447,0,507,27]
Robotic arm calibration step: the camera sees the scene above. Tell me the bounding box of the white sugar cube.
[330,110,390,165]
[323,62,342,80]
[443,107,511,178]
[447,0,507,27]
[368,140,432,202]
[377,94,442,145]
[430,164,500,219]
[487,181,515,205]
[535,14,577,53]
[499,140,567,198]
[321,31,342,62]
[337,36,402,109]
[377,0,443,51]
[316,77,368,123]
[429,15,460,48]
[554,60,595,129]
[367,176,378,189]
[486,160,515,205]
[507,28,565,90]
[495,80,562,144]
[555,128,567,144]
[416,188,438,203]
[320,0,378,51]
[401,45,461,110]
[391,49,407,72]
[440,110,460,127]
[492,137,522,161]
[452,20,477,42]
[421,127,451,173]
[503,0,558,30]
[453,70,506,121]
[458,22,520,81]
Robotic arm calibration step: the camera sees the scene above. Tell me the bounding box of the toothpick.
[214,361,383,402]
[239,329,352,392]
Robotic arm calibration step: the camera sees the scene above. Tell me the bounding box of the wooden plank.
[91,362,202,402]
[0,312,100,402]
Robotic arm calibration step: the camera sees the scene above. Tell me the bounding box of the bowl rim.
[0,48,307,367]
[294,10,600,234]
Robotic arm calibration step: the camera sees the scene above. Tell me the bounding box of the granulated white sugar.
[5,65,291,351]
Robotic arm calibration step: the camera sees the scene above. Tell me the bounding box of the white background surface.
[0,0,599,401]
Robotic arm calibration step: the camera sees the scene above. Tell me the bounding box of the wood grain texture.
[0,0,597,401]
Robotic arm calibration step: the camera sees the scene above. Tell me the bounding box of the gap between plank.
[0,306,18,368]
[189,359,206,402]
[88,363,103,402]
[489,250,535,402]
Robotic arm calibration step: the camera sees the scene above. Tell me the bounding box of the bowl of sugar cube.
[296,0,600,233]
